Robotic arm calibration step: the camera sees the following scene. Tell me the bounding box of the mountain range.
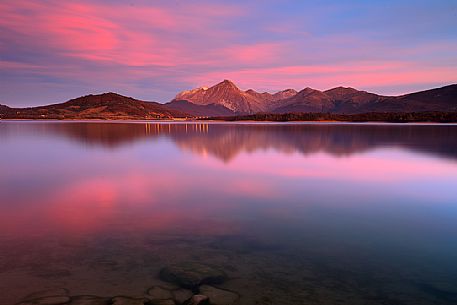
[0,80,456,119]
[170,80,457,115]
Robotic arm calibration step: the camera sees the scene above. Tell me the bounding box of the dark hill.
[358,84,457,113]
[0,104,10,112]
[0,93,186,120]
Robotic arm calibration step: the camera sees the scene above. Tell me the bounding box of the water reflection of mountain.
[2,122,456,161]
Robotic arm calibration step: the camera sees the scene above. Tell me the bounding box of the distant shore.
[200,112,457,123]
[2,111,457,123]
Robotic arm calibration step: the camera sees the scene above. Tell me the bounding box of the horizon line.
[2,82,456,109]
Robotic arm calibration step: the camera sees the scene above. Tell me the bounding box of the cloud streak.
[0,0,456,106]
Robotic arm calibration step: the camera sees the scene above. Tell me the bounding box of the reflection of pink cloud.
[1,134,456,241]
[64,179,118,207]
[228,179,278,199]
[199,149,457,183]
[0,168,243,237]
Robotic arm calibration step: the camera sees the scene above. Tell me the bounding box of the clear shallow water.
[0,121,457,305]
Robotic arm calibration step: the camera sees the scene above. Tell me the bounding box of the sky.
[1,0,457,107]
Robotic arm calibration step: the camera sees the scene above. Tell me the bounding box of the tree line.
[204,112,457,123]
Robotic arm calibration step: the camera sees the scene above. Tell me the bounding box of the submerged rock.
[17,296,71,305]
[68,295,110,305]
[160,262,227,289]
[149,300,176,305]
[146,287,173,300]
[171,289,193,305]
[184,295,209,305]
[154,282,180,290]
[22,289,69,301]
[111,296,147,305]
[198,285,239,305]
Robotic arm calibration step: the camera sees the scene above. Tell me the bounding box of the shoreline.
[2,118,457,125]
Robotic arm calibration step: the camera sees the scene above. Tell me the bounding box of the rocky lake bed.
[4,233,457,305]
[15,262,240,305]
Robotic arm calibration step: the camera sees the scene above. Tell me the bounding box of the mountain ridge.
[173,79,266,113]
[1,82,456,119]
[175,81,457,115]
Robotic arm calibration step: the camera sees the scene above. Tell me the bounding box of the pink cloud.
[193,61,457,94]
[1,0,456,103]
[0,0,243,67]
[224,43,284,64]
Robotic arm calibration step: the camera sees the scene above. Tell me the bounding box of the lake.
[1,121,457,305]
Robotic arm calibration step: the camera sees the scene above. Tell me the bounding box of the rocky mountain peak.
[214,79,239,91]
[272,89,298,100]
[325,86,359,95]
[297,87,322,96]
[281,89,298,94]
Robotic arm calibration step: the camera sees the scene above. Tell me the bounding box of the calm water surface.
[1,121,457,305]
